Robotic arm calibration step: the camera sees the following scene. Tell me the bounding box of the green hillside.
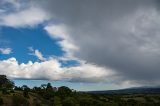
[0,75,160,106]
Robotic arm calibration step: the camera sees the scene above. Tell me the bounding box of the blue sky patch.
[0,25,65,63]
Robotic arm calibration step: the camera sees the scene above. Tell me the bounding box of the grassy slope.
[0,91,160,105]
[0,91,48,106]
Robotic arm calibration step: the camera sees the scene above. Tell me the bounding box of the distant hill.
[88,87,160,94]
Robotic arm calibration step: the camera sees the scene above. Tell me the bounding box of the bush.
[10,90,15,93]
[52,96,62,106]
[57,86,72,98]
[33,98,41,106]
[2,88,8,94]
[79,97,94,106]
[23,90,29,98]
[12,94,29,106]
[62,97,78,106]
[127,99,138,106]
[0,98,3,105]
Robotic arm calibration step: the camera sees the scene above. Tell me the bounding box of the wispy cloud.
[28,47,46,61]
[0,48,12,54]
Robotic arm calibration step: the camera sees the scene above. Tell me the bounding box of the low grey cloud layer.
[34,0,160,86]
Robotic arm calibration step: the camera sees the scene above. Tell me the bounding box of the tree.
[21,85,30,91]
[23,90,29,98]
[0,75,8,87]
[57,86,72,98]
[5,80,14,89]
[43,83,55,99]
[22,85,30,98]
[46,83,52,89]
[14,86,23,91]
[40,84,47,89]
[0,75,14,89]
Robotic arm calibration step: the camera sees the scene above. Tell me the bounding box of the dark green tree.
[40,84,47,89]
[57,86,72,98]
[44,83,55,99]
[0,75,14,89]
[46,83,52,89]
[22,85,30,98]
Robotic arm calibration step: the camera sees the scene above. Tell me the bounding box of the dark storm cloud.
[34,0,160,85]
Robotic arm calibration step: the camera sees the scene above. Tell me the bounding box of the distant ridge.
[87,87,160,94]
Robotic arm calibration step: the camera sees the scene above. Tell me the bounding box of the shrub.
[2,88,8,94]
[62,97,78,106]
[33,98,41,106]
[23,90,29,98]
[10,90,15,93]
[12,94,29,106]
[52,96,62,106]
[57,86,72,98]
[0,97,3,105]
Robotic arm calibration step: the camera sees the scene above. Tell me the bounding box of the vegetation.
[0,75,160,106]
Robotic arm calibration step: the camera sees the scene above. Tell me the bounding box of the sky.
[0,0,160,91]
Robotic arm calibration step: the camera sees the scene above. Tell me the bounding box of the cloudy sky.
[0,0,160,91]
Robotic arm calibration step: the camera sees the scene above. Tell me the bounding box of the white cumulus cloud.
[0,57,114,83]
[0,3,50,28]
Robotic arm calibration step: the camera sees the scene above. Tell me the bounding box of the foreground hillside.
[1,89,160,106]
[0,75,160,106]
[0,91,46,106]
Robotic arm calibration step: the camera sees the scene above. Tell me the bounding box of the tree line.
[0,75,160,106]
